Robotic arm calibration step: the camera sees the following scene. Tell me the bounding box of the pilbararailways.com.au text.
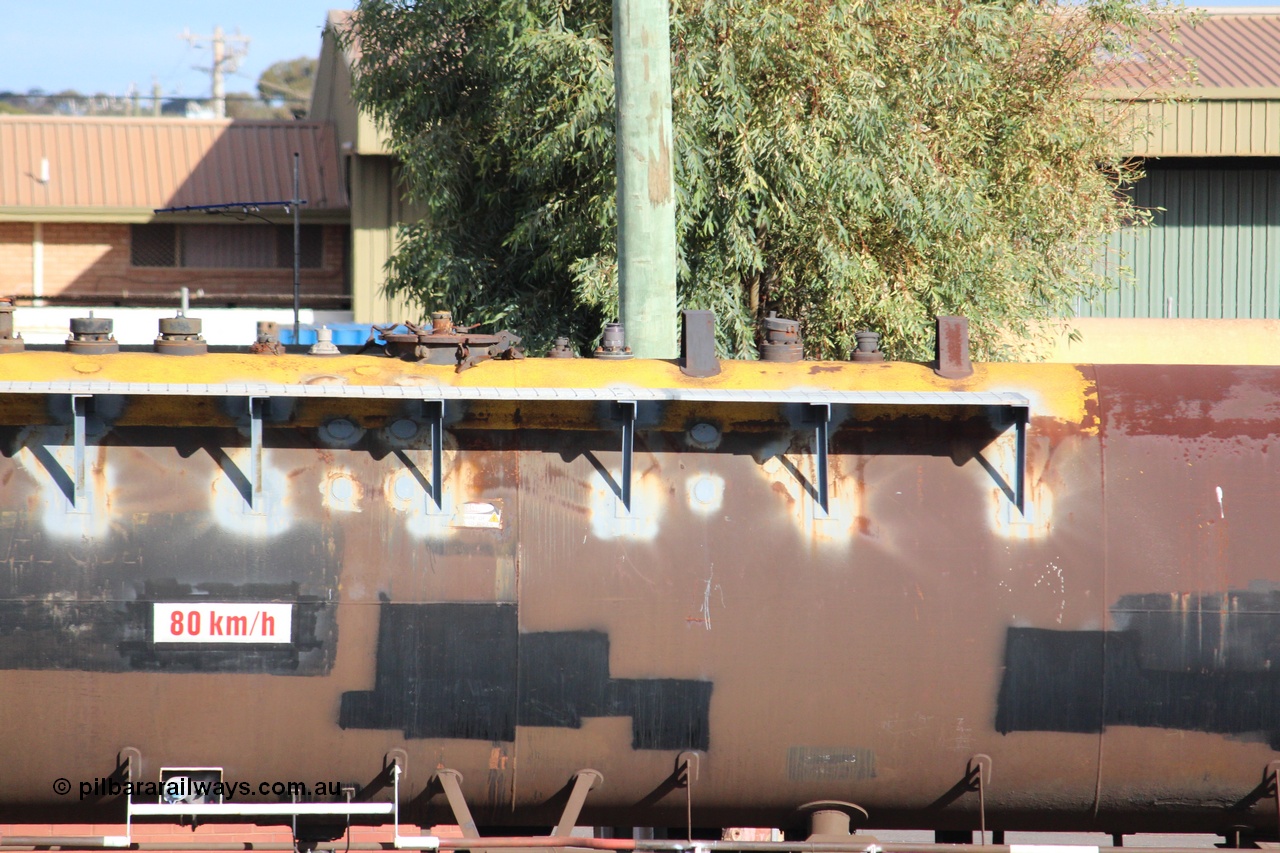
[68,778,344,801]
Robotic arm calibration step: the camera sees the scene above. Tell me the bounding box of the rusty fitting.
[250,321,283,355]
[594,322,633,360]
[66,314,119,354]
[547,336,576,358]
[309,326,341,356]
[154,314,208,355]
[430,311,454,334]
[759,312,802,362]
[851,329,884,363]
[934,315,974,379]
[0,297,23,354]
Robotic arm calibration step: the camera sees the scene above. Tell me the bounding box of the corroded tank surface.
[0,354,1276,834]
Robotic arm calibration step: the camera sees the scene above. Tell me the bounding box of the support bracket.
[71,394,91,510]
[1013,407,1027,515]
[552,769,604,839]
[968,753,993,845]
[247,396,267,511]
[811,403,831,515]
[617,400,636,511]
[1267,759,1280,840]
[424,400,445,511]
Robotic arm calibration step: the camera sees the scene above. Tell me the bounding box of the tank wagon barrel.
[1,313,1279,843]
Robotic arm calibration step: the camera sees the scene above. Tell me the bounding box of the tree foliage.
[258,57,318,118]
[343,0,1187,359]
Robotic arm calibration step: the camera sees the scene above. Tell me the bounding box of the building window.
[131,224,177,267]
[130,224,323,269]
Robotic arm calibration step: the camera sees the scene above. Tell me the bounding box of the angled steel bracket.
[552,769,604,838]
[1014,407,1027,515]
[247,396,268,511]
[424,400,445,511]
[1268,759,1280,841]
[71,394,91,510]
[811,403,831,515]
[968,753,993,845]
[617,400,637,511]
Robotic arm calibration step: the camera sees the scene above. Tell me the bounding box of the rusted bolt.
[155,314,208,355]
[547,336,576,358]
[250,321,283,355]
[852,329,884,363]
[430,311,453,334]
[0,296,23,354]
[595,322,633,360]
[759,312,802,362]
[66,314,119,354]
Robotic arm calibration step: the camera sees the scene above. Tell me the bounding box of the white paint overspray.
[385,466,455,539]
[755,446,860,547]
[588,466,663,540]
[210,448,292,537]
[686,474,724,514]
[14,425,113,539]
[321,470,362,513]
[382,434,509,540]
[984,425,1053,540]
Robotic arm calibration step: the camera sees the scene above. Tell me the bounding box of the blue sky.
[2,1,351,100]
[1,1,1275,101]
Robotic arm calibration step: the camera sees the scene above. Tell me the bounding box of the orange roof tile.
[0,117,348,213]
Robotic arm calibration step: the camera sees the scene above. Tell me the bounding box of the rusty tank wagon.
[0,311,1278,846]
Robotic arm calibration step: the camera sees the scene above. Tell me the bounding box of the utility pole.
[182,25,249,118]
[613,0,678,358]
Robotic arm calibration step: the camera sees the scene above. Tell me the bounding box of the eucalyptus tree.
[344,0,1186,359]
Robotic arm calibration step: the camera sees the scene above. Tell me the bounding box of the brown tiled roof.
[0,117,348,212]
[1100,9,1280,93]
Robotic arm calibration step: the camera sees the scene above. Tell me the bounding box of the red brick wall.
[0,222,348,306]
[0,223,34,293]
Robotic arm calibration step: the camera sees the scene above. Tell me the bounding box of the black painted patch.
[0,582,330,674]
[996,590,1280,746]
[0,511,338,674]
[340,603,712,750]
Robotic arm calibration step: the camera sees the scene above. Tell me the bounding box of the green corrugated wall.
[1080,160,1280,318]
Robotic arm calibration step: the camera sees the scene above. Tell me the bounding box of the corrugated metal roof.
[0,117,348,212]
[1101,10,1280,93]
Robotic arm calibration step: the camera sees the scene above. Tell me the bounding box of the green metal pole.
[614,0,678,358]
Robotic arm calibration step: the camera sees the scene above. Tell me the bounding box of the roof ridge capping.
[1194,6,1280,13]
[1094,6,1280,94]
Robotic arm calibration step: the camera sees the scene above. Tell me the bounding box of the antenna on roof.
[153,153,308,348]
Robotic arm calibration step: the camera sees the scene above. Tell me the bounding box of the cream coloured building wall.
[1038,318,1280,364]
